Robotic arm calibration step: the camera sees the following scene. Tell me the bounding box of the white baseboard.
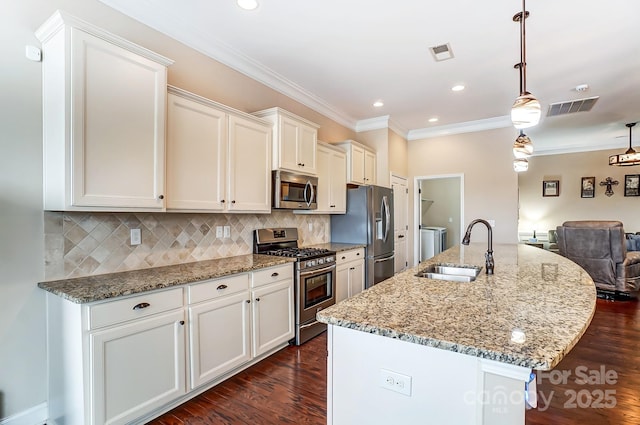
[0,402,47,425]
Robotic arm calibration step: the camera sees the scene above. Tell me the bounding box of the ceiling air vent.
[547,96,599,117]
[429,43,454,61]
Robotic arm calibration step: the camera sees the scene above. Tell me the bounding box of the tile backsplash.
[44,211,330,280]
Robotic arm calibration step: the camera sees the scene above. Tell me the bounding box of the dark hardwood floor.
[150,298,640,425]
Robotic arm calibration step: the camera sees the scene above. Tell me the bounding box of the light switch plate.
[223,225,231,238]
[216,226,223,238]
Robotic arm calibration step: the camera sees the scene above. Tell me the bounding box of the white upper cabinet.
[298,142,346,214]
[335,140,377,185]
[166,87,272,213]
[253,107,319,175]
[36,11,173,211]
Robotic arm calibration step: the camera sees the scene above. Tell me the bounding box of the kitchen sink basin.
[415,263,483,282]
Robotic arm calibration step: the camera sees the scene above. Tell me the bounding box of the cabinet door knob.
[133,302,150,310]
[246,300,251,303]
[255,297,260,302]
[217,284,228,290]
[221,199,225,203]
[179,320,185,326]
[231,200,236,204]
[356,252,360,256]
[341,256,346,260]
[158,195,164,200]
[271,272,279,277]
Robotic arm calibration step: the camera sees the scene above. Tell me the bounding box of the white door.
[228,115,272,212]
[251,280,294,357]
[90,310,186,425]
[392,175,409,273]
[188,291,251,389]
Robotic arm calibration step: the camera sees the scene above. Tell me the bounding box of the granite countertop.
[306,242,366,252]
[38,254,295,304]
[317,243,596,370]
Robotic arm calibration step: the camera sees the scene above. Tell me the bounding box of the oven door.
[298,264,336,325]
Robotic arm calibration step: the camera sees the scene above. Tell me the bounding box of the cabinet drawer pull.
[356,252,360,256]
[341,256,346,260]
[158,195,164,200]
[221,199,225,203]
[217,284,228,290]
[231,200,236,204]
[271,272,279,277]
[133,302,150,310]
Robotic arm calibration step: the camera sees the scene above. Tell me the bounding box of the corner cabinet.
[36,11,173,211]
[335,140,377,185]
[253,107,319,175]
[166,87,272,213]
[335,248,365,303]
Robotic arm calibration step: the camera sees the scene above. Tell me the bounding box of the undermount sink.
[415,263,483,282]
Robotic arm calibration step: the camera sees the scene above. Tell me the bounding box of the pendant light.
[609,123,640,166]
[513,130,534,159]
[513,158,529,172]
[511,0,541,129]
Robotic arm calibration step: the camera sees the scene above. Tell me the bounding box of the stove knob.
[327,256,334,263]
[317,258,324,265]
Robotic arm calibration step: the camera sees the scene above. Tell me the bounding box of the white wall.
[518,148,640,235]
[407,127,519,265]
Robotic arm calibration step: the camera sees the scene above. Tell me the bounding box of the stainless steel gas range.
[254,228,336,345]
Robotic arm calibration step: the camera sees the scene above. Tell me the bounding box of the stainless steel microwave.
[272,170,318,210]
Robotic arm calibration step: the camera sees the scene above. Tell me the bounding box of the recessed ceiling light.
[373,100,384,107]
[451,85,465,92]
[428,117,439,123]
[237,0,259,10]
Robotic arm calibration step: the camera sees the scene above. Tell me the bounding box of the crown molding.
[407,115,513,141]
[99,0,357,130]
[533,140,628,157]
[355,115,408,138]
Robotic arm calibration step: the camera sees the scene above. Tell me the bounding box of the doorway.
[414,174,464,265]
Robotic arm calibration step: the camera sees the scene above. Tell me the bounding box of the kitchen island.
[317,243,596,425]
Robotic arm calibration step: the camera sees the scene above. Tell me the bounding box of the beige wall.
[389,129,408,178]
[1,0,355,420]
[518,149,640,235]
[420,178,461,249]
[407,127,519,264]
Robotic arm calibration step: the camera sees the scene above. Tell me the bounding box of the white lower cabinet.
[90,309,186,425]
[336,248,365,303]
[46,264,294,425]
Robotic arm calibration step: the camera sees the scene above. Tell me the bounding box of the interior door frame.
[390,173,408,273]
[413,173,464,266]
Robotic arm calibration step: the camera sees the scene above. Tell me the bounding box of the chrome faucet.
[461,219,494,275]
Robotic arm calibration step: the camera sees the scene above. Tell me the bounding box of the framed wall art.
[581,176,595,198]
[624,174,640,197]
[542,180,559,197]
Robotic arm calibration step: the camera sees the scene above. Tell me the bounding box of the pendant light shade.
[511,92,541,129]
[511,1,540,129]
[609,123,640,166]
[513,131,534,158]
[513,158,529,172]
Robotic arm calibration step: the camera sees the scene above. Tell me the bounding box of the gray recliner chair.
[556,220,640,298]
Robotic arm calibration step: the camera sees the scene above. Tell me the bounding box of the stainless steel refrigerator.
[331,185,394,288]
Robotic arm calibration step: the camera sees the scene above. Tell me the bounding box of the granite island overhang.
[317,243,596,425]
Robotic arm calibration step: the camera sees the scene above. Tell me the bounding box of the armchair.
[556,220,640,298]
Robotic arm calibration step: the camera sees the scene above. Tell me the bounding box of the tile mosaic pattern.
[44,211,329,280]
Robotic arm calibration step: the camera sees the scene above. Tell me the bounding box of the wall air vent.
[547,96,599,117]
[429,43,454,61]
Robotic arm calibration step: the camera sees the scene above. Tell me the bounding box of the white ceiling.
[99,0,640,155]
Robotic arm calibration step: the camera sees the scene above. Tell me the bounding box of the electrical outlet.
[216,226,223,238]
[223,225,231,238]
[379,368,412,396]
[130,228,141,246]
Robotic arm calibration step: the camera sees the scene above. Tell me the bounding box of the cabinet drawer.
[252,264,294,288]
[88,287,183,330]
[188,273,249,305]
[337,248,365,264]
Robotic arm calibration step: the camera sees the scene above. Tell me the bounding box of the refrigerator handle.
[374,253,395,263]
[382,195,391,242]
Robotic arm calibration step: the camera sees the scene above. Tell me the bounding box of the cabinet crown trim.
[335,139,376,154]
[252,107,320,129]
[35,10,174,66]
